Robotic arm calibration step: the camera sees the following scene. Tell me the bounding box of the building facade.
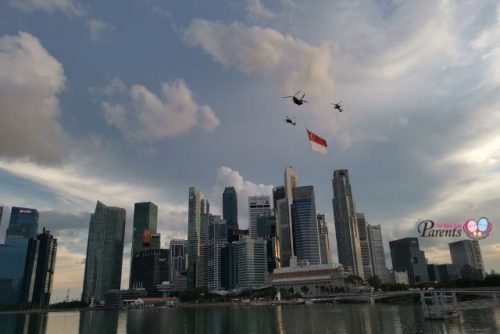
[366,224,389,283]
[332,170,364,277]
[291,186,321,265]
[130,202,158,288]
[82,201,126,304]
[389,237,429,283]
[317,214,332,265]
[169,239,188,287]
[449,240,485,279]
[129,249,169,296]
[187,187,209,289]
[222,187,238,242]
[207,216,227,291]
[356,213,373,278]
[23,228,57,307]
[249,195,271,239]
[234,239,267,289]
[0,207,39,305]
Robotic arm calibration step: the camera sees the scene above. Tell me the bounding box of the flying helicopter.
[283,90,308,106]
[284,117,296,126]
[331,101,343,112]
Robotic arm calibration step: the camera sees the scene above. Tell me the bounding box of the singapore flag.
[306,129,328,155]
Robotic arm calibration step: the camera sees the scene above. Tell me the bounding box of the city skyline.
[1,0,500,302]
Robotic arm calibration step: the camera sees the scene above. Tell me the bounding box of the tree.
[367,275,382,289]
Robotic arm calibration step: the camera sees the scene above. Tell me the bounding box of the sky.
[1,0,500,302]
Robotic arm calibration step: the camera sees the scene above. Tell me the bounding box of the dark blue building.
[222,187,238,242]
[0,207,39,305]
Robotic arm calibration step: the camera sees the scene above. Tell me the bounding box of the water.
[1,304,500,334]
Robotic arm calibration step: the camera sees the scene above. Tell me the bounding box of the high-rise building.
[81,201,126,304]
[256,210,279,272]
[187,187,209,289]
[389,237,429,283]
[129,249,169,296]
[248,195,271,239]
[357,213,373,278]
[223,187,238,242]
[449,240,485,279]
[5,207,39,245]
[129,202,158,288]
[23,228,57,307]
[291,186,321,265]
[221,243,237,290]
[234,238,267,289]
[169,239,188,286]
[332,170,364,277]
[276,197,291,267]
[366,224,389,283]
[317,214,332,265]
[0,207,39,305]
[207,216,227,291]
[284,167,298,260]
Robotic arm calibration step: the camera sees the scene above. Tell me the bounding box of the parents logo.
[463,217,492,240]
[417,220,462,237]
[417,217,492,240]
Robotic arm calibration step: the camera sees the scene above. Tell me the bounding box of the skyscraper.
[366,224,389,283]
[129,249,169,295]
[234,238,267,289]
[332,170,364,277]
[187,187,209,289]
[256,210,279,272]
[291,186,321,265]
[449,240,485,279]
[317,214,332,265]
[207,215,227,291]
[22,228,57,307]
[131,202,158,255]
[5,207,39,245]
[169,239,188,286]
[223,187,238,242]
[129,202,158,288]
[248,195,271,239]
[284,167,298,259]
[0,207,39,305]
[389,237,429,283]
[82,201,126,304]
[357,213,373,278]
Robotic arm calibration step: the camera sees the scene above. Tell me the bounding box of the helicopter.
[283,90,308,105]
[284,117,296,126]
[331,101,343,112]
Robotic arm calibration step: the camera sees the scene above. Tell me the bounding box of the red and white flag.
[307,129,328,155]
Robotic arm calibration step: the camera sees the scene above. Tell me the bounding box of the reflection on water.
[0,311,47,334]
[1,304,500,334]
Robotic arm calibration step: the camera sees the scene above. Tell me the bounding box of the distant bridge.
[308,288,500,303]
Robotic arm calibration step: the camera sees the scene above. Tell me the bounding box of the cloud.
[471,5,500,86]
[9,0,81,15]
[86,19,114,42]
[102,79,220,143]
[0,32,66,164]
[185,19,335,100]
[247,0,275,20]
[213,166,274,229]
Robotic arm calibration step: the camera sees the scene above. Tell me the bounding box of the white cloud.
[213,166,274,229]
[0,32,66,163]
[247,0,275,20]
[86,19,114,41]
[471,5,500,86]
[185,19,335,101]
[9,0,81,15]
[102,79,220,143]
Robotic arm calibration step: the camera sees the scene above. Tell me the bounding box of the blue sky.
[1,0,500,301]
